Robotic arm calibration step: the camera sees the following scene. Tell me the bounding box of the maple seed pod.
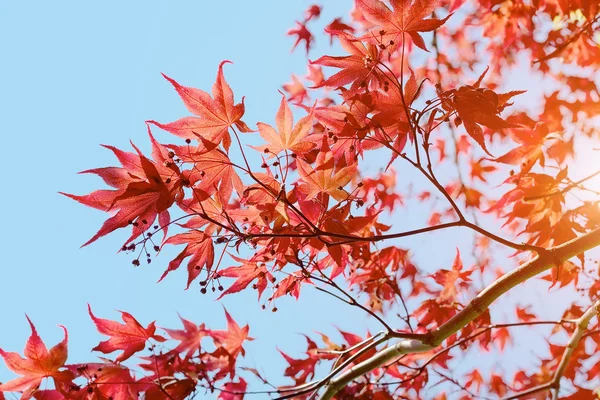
[264,148,270,153]
[290,153,297,158]
[379,29,385,35]
[454,116,463,127]
[218,285,223,291]
[132,259,140,266]
[389,40,394,45]
[272,307,278,312]
[185,139,191,144]
[200,288,207,294]
[165,178,171,183]
[168,151,175,158]
[261,163,268,168]
[153,245,160,252]
[358,182,364,187]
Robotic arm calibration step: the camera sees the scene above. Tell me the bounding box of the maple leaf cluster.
[3,0,600,399]
[0,309,251,400]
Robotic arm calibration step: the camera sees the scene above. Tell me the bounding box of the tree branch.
[320,227,600,399]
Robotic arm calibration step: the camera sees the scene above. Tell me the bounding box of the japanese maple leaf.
[429,249,472,302]
[297,138,357,203]
[324,18,355,44]
[356,0,451,51]
[217,256,274,300]
[312,31,381,91]
[440,68,524,155]
[287,21,313,54]
[494,122,550,173]
[0,317,73,400]
[63,363,139,400]
[144,378,196,400]
[470,158,496,182]
[279,336,321,385]
[165,144,244,203]
[282,74,309,104]
[148,61,252,151]
[163,315,209,358]
[211,308,253,359]
[304,4,322,21]
[255,96,315,156]
[88,305,166,362]
[159,230,215,289]
[218,378,247,400]
[62,136,181,247]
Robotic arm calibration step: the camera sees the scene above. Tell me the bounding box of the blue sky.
[0,0,587,398]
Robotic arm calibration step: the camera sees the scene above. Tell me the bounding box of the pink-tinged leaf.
[163,315,209,358]
[211,308,254,359]
[88,305,165,362]
[0,317,72,400]
[218,378,247,400]
[217,261,273,300]
[160,230,215,289]
[255,96,316,156]
[148,61,251,151]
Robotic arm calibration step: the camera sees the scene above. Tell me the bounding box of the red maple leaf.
[88,305,166,362]
[218,378,247,400]
[356,0,451,51]
[279,335,322,385]
[255,96,315,156]
[429,249,473,302]
[62,135,182,247]
[282,74,309,104]
[494,122,550,173]
[163,315,209,358]
[287,21,313,54]
[159,230,215,289]
[297,138,357,204]
[0,317,73,400]
[304,4,322,21]
[312,31,381,92]
[217,257,274,300]
[439,69,524,155]
[148,61,252,151]
[324,18,355,44]
[210,308,253,360]
[64,363,139,400]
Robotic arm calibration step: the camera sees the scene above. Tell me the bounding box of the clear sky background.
[0,1,587,398]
